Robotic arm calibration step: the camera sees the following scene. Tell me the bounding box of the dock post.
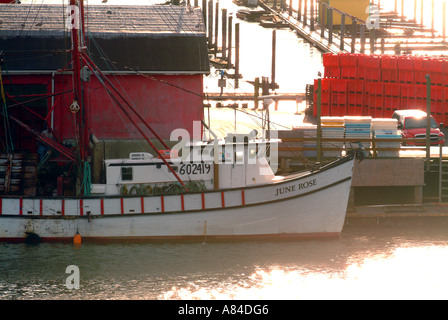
[340,13,345,51]
[222,8,227,61]
[228,15,233,68]
[443,1,446,42]
[421,0,424,27]
[320,3,326,38]
[254,77,260,109]
[273,0,277,10]
[303,0,307,26]
[431,0,435,37]
[401,0,404,21]
[317,78,322,162]
[360,24,365,53]
[298,0,302,21]
[202,0,207,30]
[214,1,219,57]
[370,28,376,54]
[271,30,277,90]
[426,74,432,172]
[414,0,417,22]
[208,0,213,45]
[310,0,315,31]
[328,8,333,44]
[289,0,292,16]
[351,19,357,53]
[235,23,240,88]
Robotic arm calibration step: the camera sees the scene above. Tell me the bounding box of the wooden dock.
[257,0,448,55]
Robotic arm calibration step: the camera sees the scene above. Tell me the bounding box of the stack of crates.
[314,53,448,124]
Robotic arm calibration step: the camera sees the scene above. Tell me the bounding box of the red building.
[0,4,210,154]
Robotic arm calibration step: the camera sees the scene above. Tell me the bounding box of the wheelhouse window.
[121,167,133,181]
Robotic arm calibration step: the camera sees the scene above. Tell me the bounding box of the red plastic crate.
[397,56,414,71]
[365,55,381,69]
[432,86,444,104]
[323,53,340,67]
[384,82,401,97]
[330,92,348,107]
[430,58,444,73]
[430,72,444,87]
[329,79,348,93]
[365,68,382,81]
[442,60,448,74]
[355,54,367,67]
[384,96,400,110]
[330,105,347,117]
[347,93,364,107]
[357,66,366,80]
[324,66,341,78]
[414,57,431,71]
[313,102,331,117]
[415,84,427,100]
[380,55,398,70]
[381,69,398,83]
[313,79,331,104]
[347,80,365,94]
[340,66,357,79]
[400,97,413,109]
[398,70,414,83]
[414,70,428,85]
[366,82,384,96]
[339,53,357,67]
[401,84,416,99]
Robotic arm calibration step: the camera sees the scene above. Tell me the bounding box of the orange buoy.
[73,232,82,245]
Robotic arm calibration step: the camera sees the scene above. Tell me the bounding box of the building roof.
[0,4,210,73]
[0,4,205,36]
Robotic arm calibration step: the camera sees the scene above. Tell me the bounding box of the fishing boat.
[0,1,355,243]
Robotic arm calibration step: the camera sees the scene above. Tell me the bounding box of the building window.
[121,167,133,181]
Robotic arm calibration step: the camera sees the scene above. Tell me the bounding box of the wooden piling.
[414,0,417,22]
[310,0,315,31]
[401,0,404,21]
[442,1,446,42]
[222,8,227,60]
[431,0,435,37]
[328,8,333,44]
[360,24,365,53]
[214,1,219,57]
[202,0,207,30]
[421,0,424,27]
[254,77,260,108]
[271,29,276,90]
[351,19,356,53]
[340,13,345,51]
[208,0,213,45]
[235,23,240,88]
[228,15,233,68]
[303,0,307,26]
[320,3,326,38]
[298,0,302,21]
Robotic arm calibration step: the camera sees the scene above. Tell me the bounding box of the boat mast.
[69,0,89,196]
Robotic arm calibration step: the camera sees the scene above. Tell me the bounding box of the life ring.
[129,185,139,195]
[120,185,128,195]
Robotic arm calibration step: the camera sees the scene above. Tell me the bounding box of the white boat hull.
[0,156,354,242]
